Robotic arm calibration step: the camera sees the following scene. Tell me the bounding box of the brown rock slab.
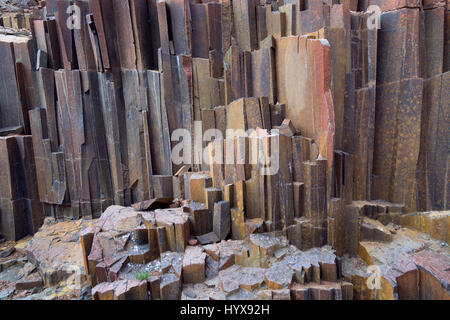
[197,232,220,245]
[411,250,450,300]
[279,119,297,137]
[213,201,231,240]
[160,272,181,300]
[15,272,43,291]
[26,219,95,287]
[92,279,148,300]
[264,262,294,290]
[360,218,393,242]
[182,246,206,284]
[219,264,265,294]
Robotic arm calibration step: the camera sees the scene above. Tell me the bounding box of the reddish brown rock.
[264,262,294,290]
[15,272,43,291]
[279,119,297,137]
[27,219,95,287]
[92,279,148,300]
[182,246,206,284]
[411,250,450,300]
[160,272,181,300]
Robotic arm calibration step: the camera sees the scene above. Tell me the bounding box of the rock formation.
[0,0,448,300]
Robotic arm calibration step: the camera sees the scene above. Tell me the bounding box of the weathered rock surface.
[27,218,95,287]
[344,227,450,300]
[0,0,449,302]
[411,250,450,300]
[182,246,206,284]
[0,234,90,300]
[92,279,148,300]
[400,211,449,243]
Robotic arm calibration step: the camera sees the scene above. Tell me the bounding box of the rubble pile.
[78,206,449,300]
[81,205,354,300]
[0,0,448,300]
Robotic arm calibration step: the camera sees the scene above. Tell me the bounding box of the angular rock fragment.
[160,272,181,300]
[264,262,294,290]
[360,218,393,242]
[1,0,449,303]
[213,201,231,240]
[182,246,206,284]
[15,272,43,291]
[411,250,450,300]
[196,232,220,245]
[92,279,148,300]
[279,119,297,137]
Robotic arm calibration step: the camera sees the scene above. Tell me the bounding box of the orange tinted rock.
[189,173,212,204]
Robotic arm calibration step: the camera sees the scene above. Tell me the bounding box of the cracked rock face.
[80,205,352,300]
[4,203,447,301]
[0,231,91,300]
[26,219,95,287]
[344,227,450,300]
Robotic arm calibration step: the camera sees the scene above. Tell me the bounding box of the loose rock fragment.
[264,262,294,290]
[213,201,231,240]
